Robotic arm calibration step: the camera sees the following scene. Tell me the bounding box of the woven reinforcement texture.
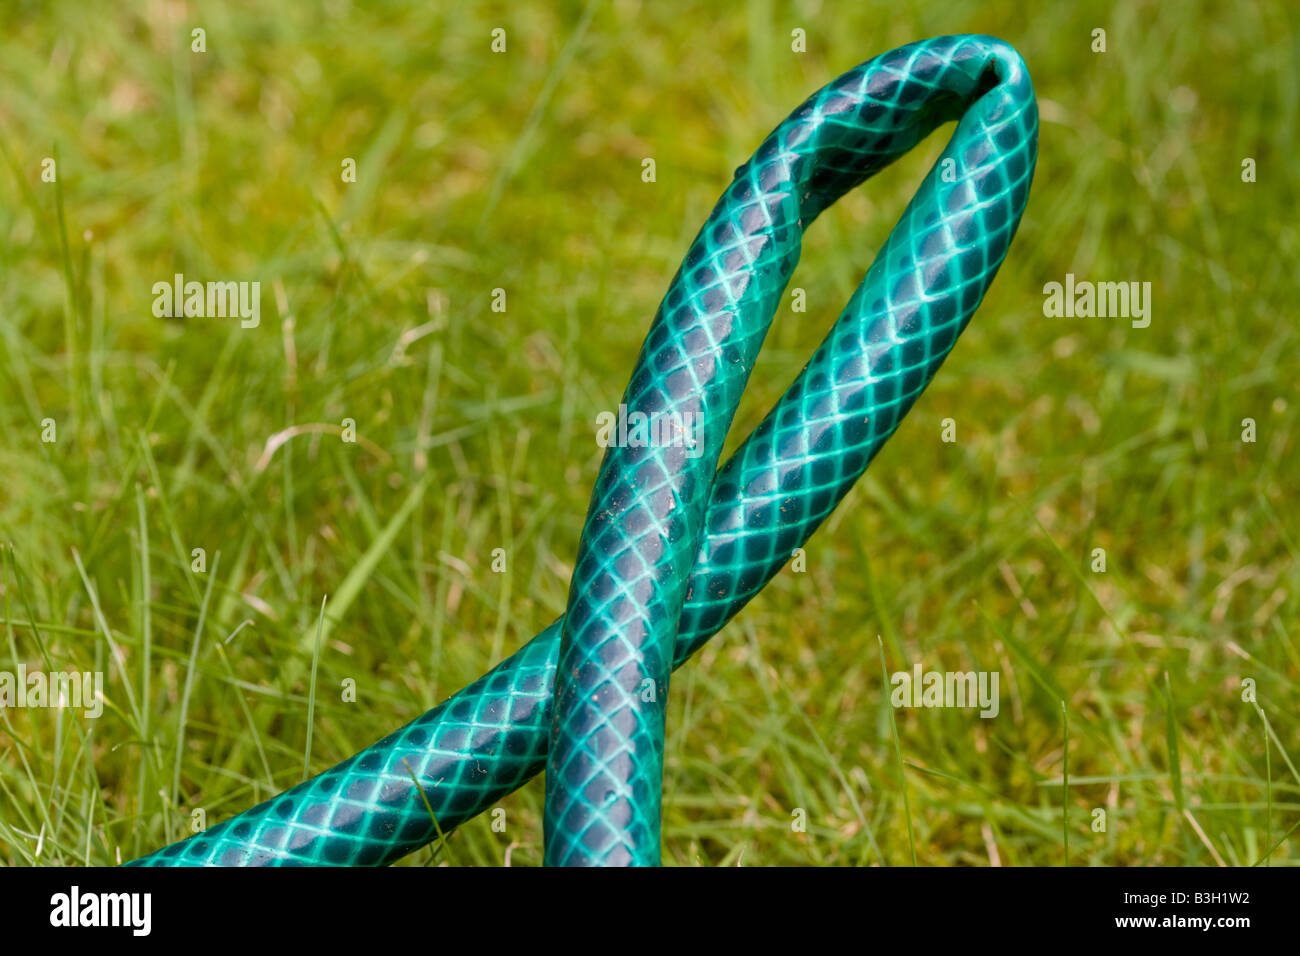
[128,33,1037,867]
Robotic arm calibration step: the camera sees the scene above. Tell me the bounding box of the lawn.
[0,0,1295,866]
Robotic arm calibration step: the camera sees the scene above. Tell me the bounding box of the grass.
[0,0,1296,867]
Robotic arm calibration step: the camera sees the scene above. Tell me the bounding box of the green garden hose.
[127,33,1037,867]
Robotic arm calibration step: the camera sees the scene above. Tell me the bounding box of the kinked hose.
[128,35,1038,867]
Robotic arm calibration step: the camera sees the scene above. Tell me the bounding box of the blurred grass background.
[0,0,1296,866]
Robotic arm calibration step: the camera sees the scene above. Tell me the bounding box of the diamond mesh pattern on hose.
[126,34,1037,868]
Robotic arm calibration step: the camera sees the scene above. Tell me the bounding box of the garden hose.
[127,34,1038,867]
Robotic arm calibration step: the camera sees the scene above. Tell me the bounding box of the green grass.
[0,0,1296,866]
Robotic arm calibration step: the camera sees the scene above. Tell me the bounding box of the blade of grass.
[302,594,327,782]
[877,635,916,866]
[403,758,458,866]
[1062,699,1069,866]
[173,552,220,814]
[307,474,429,655]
